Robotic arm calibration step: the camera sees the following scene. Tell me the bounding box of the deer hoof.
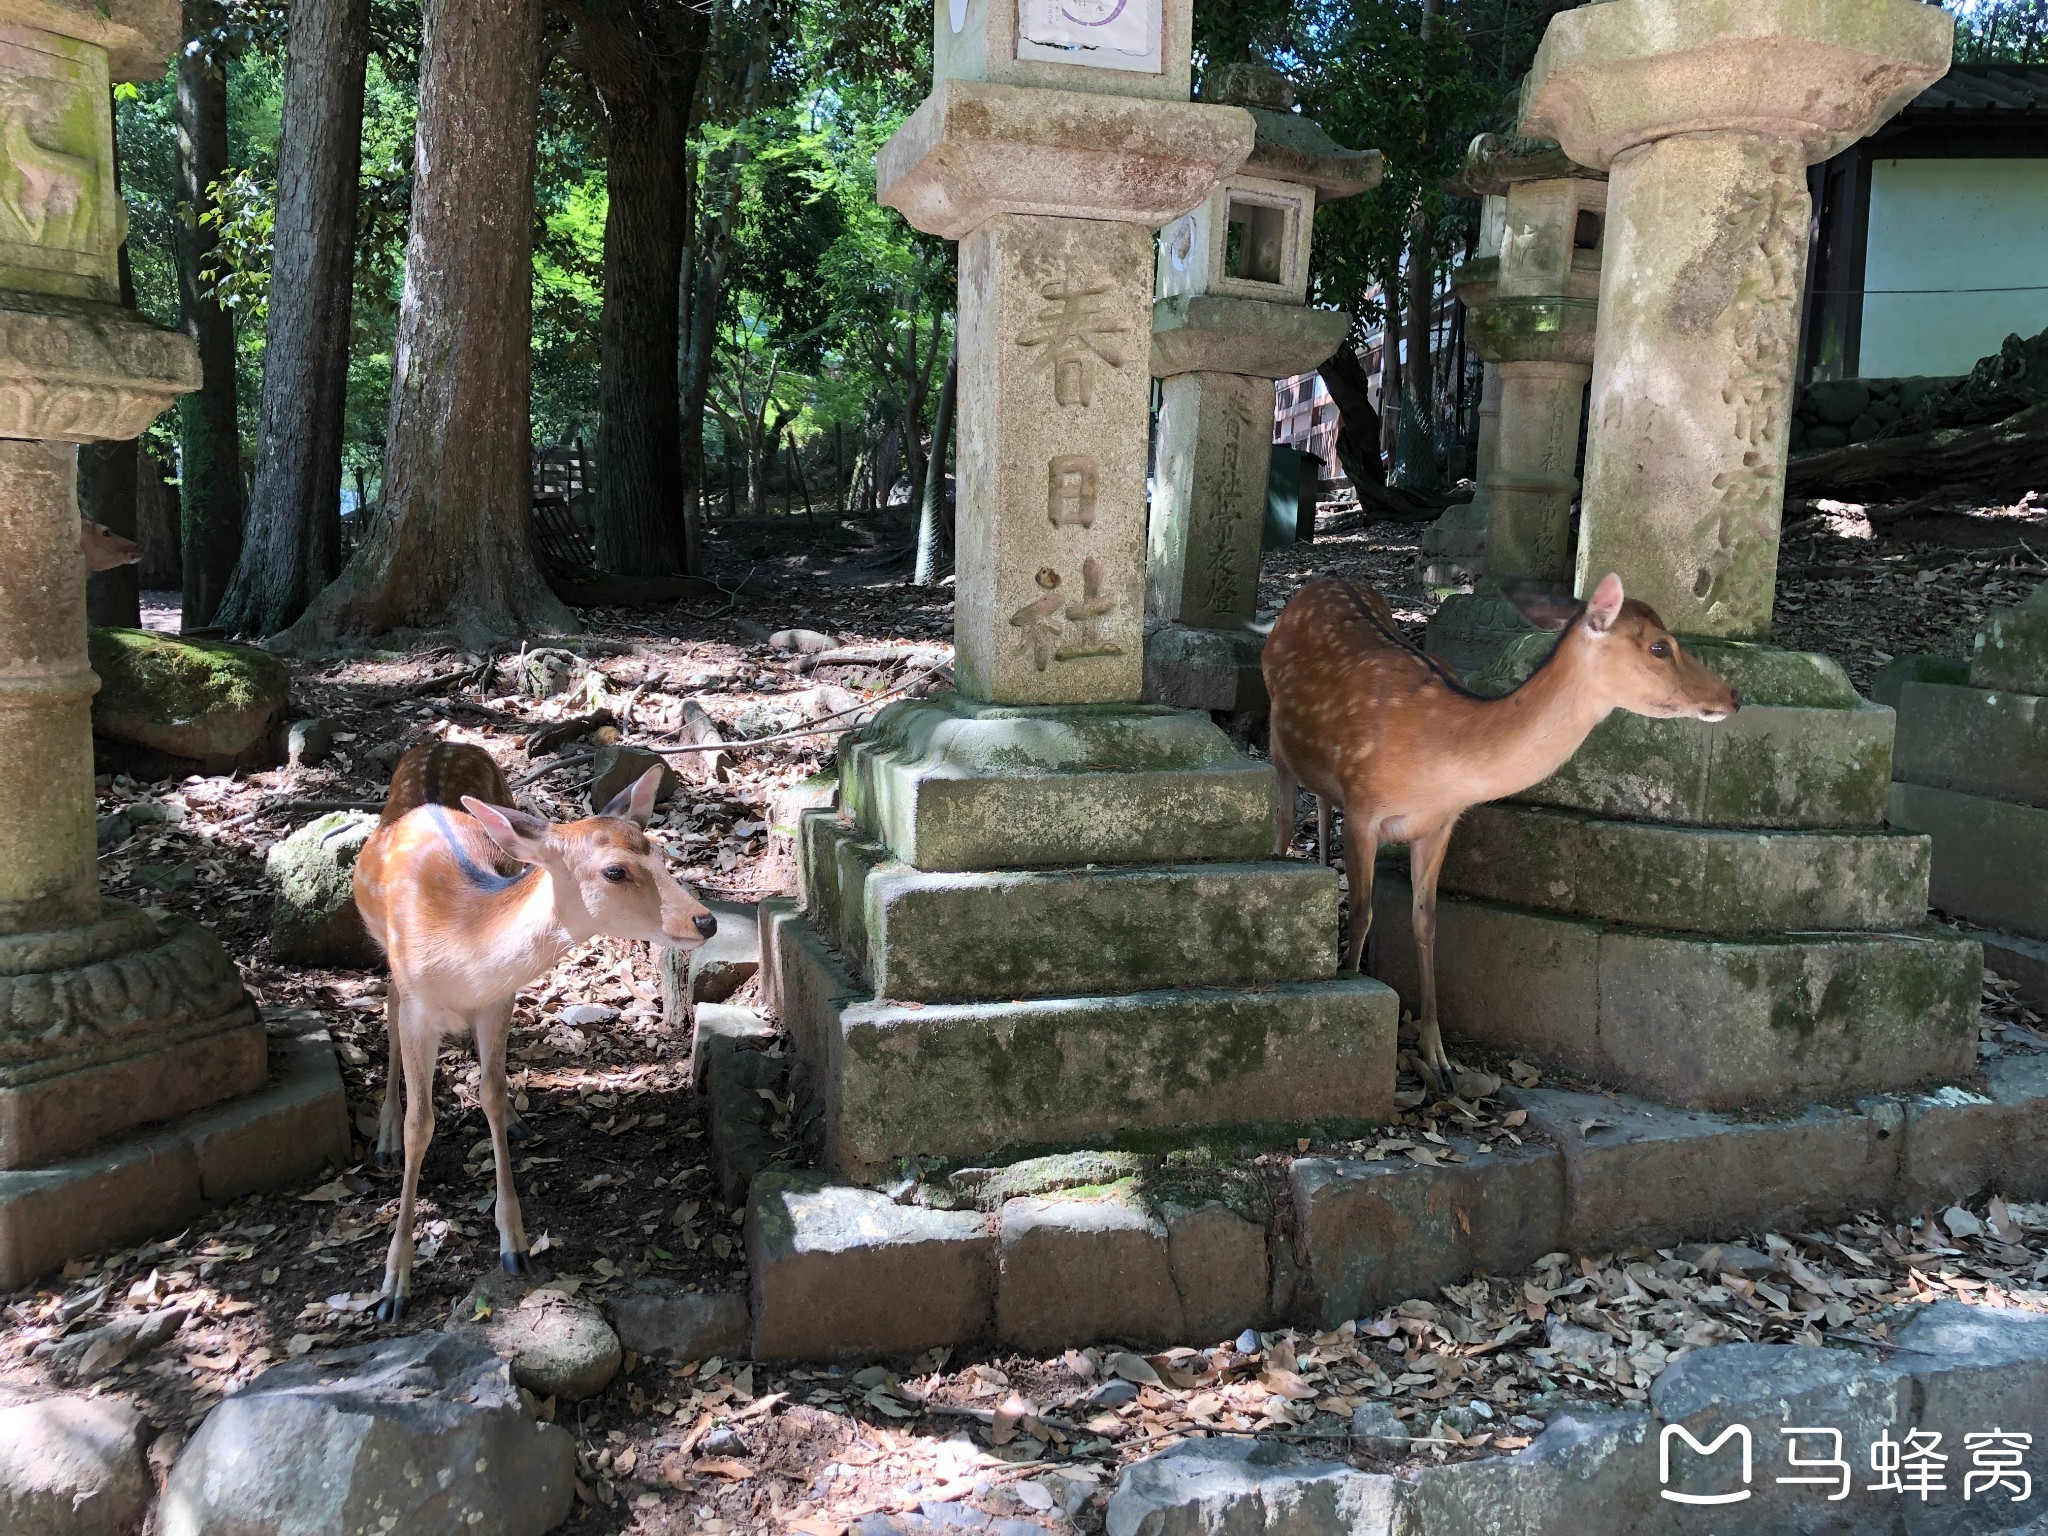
[507,1117,536,1144]
[374,1292,409,1324]
[374,1145,399,1170]
[502,1249,532,1276]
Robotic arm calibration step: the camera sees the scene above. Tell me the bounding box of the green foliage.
[1948,0,2048,62]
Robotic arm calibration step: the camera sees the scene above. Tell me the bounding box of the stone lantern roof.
[1454,131,1604,198]
[12,0,181,80]
[1199,60,1383,203]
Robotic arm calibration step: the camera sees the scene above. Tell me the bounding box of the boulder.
[89,628,289,771]
[159,1334,575,1536]
[266,812,380,967]
[1804,378,1869,427]
[0,1394,152,1536]
[452,1286,621,1402]
[607,1282,749,1362]
[589,744,677,811]
[1349,1400,1410,1456]
[1107,1439,1398,1536]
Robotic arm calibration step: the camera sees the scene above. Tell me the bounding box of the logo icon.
[1661,1424,1753,1505]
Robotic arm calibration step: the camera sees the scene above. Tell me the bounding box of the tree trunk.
[215,0,370,638]
[1377,286,1401,465]
[175,1,242,630]
[1317,344,1386,490]
[136,451,182,589]
[1394,0,1444,492]
[280,0,571,647]
[913,341,957,586]
[576,4,687,576]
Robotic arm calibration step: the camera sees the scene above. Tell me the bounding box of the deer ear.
[1584,573,1625,635]
[597,765,666,827]
[1501,579,1583,633]
[462,796,550,861]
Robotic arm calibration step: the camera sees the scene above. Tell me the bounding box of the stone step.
[0,1029,350,1289]
[1972,925,2048,1011]
[1890,780,2048,944]
[1369,870,1980,1111]
[1895,679,2048,810]
[800,811,1338,1000]
[738,1053,2048,1358]
[837,696,1273,872]
[657,898,760,1025]
[761,900,1397,1182]
[691,1003,794,1205]
[1439,803,1930,934]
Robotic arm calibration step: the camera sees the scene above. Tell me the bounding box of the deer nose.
[694,912,718,938]
[1727,689,1743,712]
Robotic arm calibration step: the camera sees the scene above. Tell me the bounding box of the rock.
[0,1394,151,1536]
[1801,423,1847,451]
[1804,377,1869,426]
[160,1333,575,1536]
[515,648,586,700]
[683,903,761,1009]
[1107,1439,1398,1536]
[39,1307,188,1383]
[770,628,839,654]
[287,717,340,767]
[1673,1240,1774,1275]
[558,1003,617,1027]
[1088,1379,1139,1408]
[95,794,184,847]
[365,739,404,777]
[589,744,677,811]
[89,628,289,771]
[606,1283,748,1363]
[699,1427,750,1459]
[454,1287,622,1402]
[265,812,380,967]
[1348,1400,1410,1456]
[1847,410,1884,443]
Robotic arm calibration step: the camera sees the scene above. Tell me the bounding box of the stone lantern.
[1415,184,1504,598]
[0,1,347,1288]
[761,0,1398,1188]
[1425,133,1605,675]
[1144,60,1380,717]
[1371,0,1984,1114]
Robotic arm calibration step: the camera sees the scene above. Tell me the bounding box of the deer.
[80,519,141,572]
[1264,573,1740,1092]
[352,740,718,1321]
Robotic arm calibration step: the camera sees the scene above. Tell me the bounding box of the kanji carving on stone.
[1011,568,1068,670]
[1047,454,1098,527]
[1056,556,1122,660]
[1016,271,1127,406]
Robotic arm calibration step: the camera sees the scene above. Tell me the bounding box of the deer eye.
[602,865,629,884]
[1649,640,1672,660]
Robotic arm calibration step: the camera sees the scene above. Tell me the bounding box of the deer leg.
[1271,749,1300,857]
[1317,795,1334,868]
[375,1008,439,1323]
[475,999,531,1274]
[1409,821,1457,1095]
[375,985,404,1169]
[1342,819,1380,973]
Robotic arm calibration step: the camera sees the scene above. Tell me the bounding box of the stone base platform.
[725,1042,2048,1359]
[764,899,1396,1182]
[1422,591,1542,678]
[1141,622,1267,718]
[1891,779,2048,944]
[0,1029,350,1289]
[1974,926,2048,1011]
[1369,868,1980,1110]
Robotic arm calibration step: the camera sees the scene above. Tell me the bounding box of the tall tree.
[1393,0,1445,490]
[175,0,243,630]
[215,0,373,638]
[282,0,574,645]
[566,0,706,576]
[912,340,956,586]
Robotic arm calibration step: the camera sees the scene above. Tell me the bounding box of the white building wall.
[1862,157,2048,377]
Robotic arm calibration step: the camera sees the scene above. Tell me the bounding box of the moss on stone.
[90,628,289,723]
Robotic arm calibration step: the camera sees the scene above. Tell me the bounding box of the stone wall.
[1789,374,1961,452]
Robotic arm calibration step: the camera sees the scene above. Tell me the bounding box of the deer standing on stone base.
[352,741,717,1320]
[1263,575,1740,1090]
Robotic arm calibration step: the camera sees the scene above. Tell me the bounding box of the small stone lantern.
[1424,133,1605,674]
[1145,61,1381,716]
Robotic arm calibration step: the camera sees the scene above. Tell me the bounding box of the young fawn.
[352,741,717,1320]
[1264,574,1739,1088]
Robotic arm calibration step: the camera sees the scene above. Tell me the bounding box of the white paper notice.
[1015,0,1161,73]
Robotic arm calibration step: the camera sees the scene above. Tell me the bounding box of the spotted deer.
[1263,574,1740,1088]
[352,741,717,1320]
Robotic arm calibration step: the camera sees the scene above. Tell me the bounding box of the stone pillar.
[0,2,348,1288]
[763,0,1401,1183]
[1417,188,1504,598]
[1520,0,1952,639]
[1142,60,1379,717]
[1369,0,1984,1114]
[1425,136,1603,675]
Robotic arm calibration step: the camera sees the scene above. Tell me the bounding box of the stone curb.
[1107,1303,2048,1536]
[738,1052,2048,1358]
[0,1030,350,1289]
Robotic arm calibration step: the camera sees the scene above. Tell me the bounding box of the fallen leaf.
[1105,1351,1161,1386]
[298,1180,352,1203]
[692,1459,754,1480]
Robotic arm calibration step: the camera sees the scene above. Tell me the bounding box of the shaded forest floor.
[3,489,2046,1534]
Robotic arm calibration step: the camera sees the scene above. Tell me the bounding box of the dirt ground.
[4,491,2047,1534]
